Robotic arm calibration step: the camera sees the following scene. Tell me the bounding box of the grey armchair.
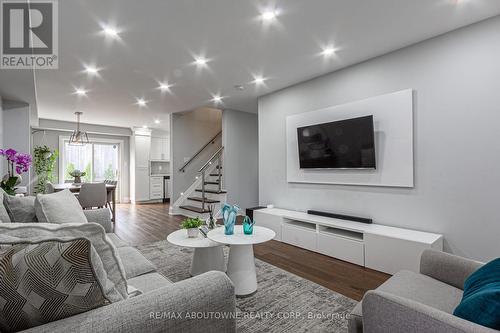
[349,250,495,333]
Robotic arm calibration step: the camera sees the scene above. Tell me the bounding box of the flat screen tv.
[297,115,376,169]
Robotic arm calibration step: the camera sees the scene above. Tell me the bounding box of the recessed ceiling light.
[84,65,99,75]
[321,47,336,57]
[136,98,147,107]
[142,125,148,129]
[261,9,279,21]
[154,119,160,124]
[234,85,245,91]
[103,25,119,38]
[211,94,223,103]
[158,82,172,92]
[253,76,266,85]
[194,56,208,66]
[74,88,87,96]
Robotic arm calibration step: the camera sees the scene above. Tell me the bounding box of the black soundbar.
[307,210,372,224]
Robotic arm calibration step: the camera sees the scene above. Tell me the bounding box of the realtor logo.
[1,0,58,69]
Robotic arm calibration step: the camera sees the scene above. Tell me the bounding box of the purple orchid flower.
[14,153,32,173]
[1,149,31,176]
[4,149,18,162]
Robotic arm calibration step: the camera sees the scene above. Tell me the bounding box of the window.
[60,137,122,200]
[63,143,92,182]
[93,143,119,182]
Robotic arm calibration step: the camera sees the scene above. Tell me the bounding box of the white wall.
[0,97,3,176]
[258,16,500,262]
[3,106,31,188]
[38,118,132,137]
[222,109,259,211]
[171,108,222,203]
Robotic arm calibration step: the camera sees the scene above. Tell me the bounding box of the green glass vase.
[243,216,255,235]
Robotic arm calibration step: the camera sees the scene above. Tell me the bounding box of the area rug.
[137,240,357,333]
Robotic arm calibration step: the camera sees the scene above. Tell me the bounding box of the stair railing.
[198,146,224,212]
[178,131,222,173]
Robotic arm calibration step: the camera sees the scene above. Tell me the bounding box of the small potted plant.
[69,169,86,184]
[180,217,204,238]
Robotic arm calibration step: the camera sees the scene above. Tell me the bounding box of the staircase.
[180,149,225,214]
[171,132,227,218]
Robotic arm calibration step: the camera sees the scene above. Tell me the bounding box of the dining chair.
[45,182,55,193]
[104,180,118,208]
[78,183,107,209]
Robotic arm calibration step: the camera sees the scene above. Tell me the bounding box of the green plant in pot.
[180,217,204,238]
[33,146,58,194]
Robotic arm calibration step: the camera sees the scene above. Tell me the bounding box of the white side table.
[167,229,226,276]
[207,226,275,296]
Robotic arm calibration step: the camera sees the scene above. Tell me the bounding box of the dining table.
[52,183,117,223]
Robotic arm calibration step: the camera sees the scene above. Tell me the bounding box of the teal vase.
[243,216,255,235]
[222,204,239,235]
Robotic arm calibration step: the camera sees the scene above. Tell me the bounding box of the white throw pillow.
[35,189,88,224]
[0,222,128,301]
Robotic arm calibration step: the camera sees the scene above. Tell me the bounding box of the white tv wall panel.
[286,89,414,187]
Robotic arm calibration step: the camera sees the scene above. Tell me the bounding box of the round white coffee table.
[167,229,226,276]
[207,225,275,296]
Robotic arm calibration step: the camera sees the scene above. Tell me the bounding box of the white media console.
[253,208,443,275]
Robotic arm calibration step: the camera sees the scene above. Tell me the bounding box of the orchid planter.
[0,149,31,195]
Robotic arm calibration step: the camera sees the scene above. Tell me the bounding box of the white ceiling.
[0,69,36,109]
[31,0,500,129]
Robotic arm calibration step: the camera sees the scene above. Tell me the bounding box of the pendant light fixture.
[69,111,89,146]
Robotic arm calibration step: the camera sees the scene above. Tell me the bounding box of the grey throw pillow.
[3,195,37,223]
[35,189,88,224]
[0,238,109,332]
[0,188,11,223]
[0,222,128,302]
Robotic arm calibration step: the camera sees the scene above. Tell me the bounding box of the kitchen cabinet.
[150,136,169,161]
[131,128,151,202]
[150,176,163,200]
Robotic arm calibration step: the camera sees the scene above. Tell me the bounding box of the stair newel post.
[201,171,206,212]
[218,154,222,193]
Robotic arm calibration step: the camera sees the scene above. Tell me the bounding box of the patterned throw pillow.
[0,239,109,332]
[0,223,128,302]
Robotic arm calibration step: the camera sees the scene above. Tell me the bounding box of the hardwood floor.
[114,202,390,301]
[114,202,184,244]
